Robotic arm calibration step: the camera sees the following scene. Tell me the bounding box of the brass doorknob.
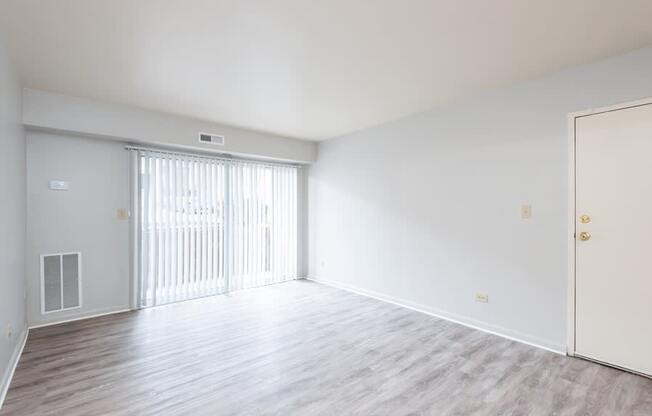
[579,232,591,241]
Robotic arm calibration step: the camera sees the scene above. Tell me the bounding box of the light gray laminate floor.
[1,280,651,416]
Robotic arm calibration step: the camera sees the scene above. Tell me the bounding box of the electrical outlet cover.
[475,293,489,303]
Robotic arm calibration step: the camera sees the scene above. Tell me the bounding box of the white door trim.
[566,96,652,356]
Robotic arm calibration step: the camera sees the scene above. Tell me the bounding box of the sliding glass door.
[132,149,297,307]
[227,162,298,292]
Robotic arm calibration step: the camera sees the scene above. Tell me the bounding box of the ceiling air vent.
[199,132,225,146]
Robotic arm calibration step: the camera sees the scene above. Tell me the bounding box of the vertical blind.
[132,149,298,307]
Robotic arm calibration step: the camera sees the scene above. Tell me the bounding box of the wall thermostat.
[48,180,70,191]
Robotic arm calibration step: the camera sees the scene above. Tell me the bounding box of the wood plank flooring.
[1,280,651,415]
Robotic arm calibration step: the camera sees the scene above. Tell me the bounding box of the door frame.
[566,97,652,356]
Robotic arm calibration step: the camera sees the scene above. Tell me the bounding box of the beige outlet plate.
[475,293,489,303]
[117,208,129,220]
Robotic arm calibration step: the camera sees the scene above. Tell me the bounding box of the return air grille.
[41,252,82,314]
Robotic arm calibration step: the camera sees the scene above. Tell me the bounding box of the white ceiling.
[2,0,652,141]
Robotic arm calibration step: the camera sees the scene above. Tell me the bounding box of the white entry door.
[575,103,652,377]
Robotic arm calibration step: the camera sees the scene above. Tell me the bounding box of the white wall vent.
[199,132,225,146]
[41,252,82,314]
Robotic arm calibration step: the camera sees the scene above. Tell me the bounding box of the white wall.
[23,89,317,164]
[22,87,317,327]
[24,130,312,327]
[26,132,130,326]
[308,46,652,352]
[0,40,26,401]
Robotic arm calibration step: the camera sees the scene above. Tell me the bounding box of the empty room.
[1,1,652,415]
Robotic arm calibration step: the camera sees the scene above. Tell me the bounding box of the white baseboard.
[0,328,28,410]
[308,276,566,355]
[29,307,133,330]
